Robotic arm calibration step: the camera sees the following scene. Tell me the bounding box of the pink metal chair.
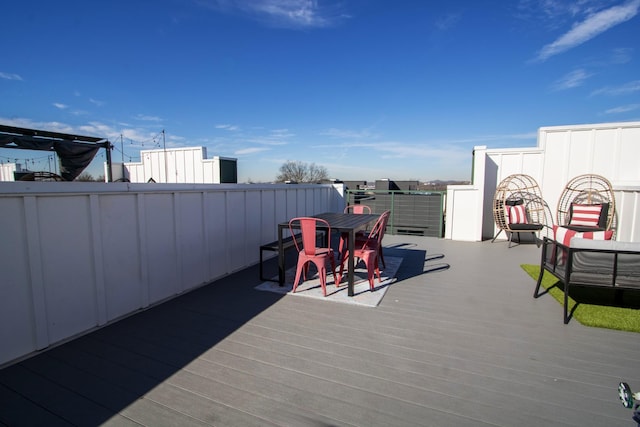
[289,217,338,296]
[337,210,390,290]
[355,210,389,269]
[344,204,372,214]
[339,204,372,259]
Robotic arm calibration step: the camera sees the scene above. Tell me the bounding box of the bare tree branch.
[276,161,328,183]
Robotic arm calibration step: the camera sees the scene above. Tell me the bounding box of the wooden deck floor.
[1,235,638,426]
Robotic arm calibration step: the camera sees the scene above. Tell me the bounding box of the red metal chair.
[354,210,390,269]
[337,210,390,290]
[339,204,372,259]
[344,204,371,214]
[289,217,338,296]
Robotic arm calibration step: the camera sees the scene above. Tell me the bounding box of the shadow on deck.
[1,235,638,427]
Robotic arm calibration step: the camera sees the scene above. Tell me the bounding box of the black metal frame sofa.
[534,236,640,323]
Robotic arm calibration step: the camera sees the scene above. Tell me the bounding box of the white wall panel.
[143,193,179,302]
[245,191,262,266]
[565,131,592,179]
[617,128,640,182]
[260,190,277,244]
[591,128,617,179]
[99,194,144,320]
[205,191,228,280]
[226,191,247,273]
[0,197,36,363]
[615,188,640,242]
[37,196,98,343]
[445,185,480,241]
[177,192,208,291]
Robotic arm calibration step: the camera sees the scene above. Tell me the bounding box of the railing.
[346,189,445,237]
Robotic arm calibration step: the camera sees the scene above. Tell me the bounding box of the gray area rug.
[255,256,402,307]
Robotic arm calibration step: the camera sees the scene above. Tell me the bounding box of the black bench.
[259,234,303,282]
[535,236,640,323]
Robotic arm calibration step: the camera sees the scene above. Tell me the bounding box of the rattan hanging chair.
[556,174,615,231]
[492,174,550,247]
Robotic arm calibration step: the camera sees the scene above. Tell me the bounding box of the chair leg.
[329,254,338,288]
[311,259,328,296]
[378,246,385,269]
[292,259,308,294]
[338,232,348,261]
[359,251,380,291]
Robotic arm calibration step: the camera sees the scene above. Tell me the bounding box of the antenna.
[162,129,167,182]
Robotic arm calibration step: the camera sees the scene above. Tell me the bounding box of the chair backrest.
[556,174,615,230]
[360,210,390,248]
[344,204,371,214]
[289,217,331,256]
[493,174,548,232]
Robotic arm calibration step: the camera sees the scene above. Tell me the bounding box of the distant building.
[339,180,368,190]
[375,179,420,192]
[110,147,237,184]
[0,162,19,181]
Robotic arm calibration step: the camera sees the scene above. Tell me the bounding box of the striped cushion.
[508,205,528,224]
[569,204,602,228]
[553,225,613,247]
[553,225,614,264]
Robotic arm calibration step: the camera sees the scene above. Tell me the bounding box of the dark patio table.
[278,212,380,297]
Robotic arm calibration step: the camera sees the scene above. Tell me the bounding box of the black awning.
[0,124,112,181]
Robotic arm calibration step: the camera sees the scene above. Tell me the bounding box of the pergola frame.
[0,124,113,181]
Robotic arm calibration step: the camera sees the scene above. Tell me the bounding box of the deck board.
[1,235,638,427]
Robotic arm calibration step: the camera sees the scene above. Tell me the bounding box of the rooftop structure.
[0,124,112,181]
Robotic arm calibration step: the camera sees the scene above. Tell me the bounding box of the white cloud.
[604,103,640,113]
[270,128,294,138]
[53,103,69,109]
[611,47,633,63]
[200,0,348,29]
[551,68,592,91]
[235,147,270,155]
[216,124,239,131]
[0,72,23,81]
[89,98,105,107]
[435,13,461,31]
[320,127,378,139]
[134,114,163,122]
[535,0,640,62]
[592,79,640,95]
[311,131,538,178]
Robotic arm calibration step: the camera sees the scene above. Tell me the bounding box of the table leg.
[278,224,285,286]
[348,229,355,296]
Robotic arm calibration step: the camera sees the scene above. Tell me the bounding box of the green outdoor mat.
[522,264,640,333]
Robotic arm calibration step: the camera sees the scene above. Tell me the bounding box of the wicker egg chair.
[556,174,616,232]
[492,174,549,247]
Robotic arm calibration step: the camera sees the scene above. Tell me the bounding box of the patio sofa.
[534,236,640,323]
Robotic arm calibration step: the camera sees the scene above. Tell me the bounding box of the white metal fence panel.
[0,182,343,367]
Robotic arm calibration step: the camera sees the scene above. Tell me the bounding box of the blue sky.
[1,0,639,183]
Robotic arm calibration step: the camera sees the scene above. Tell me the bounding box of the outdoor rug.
[521,264,640,333]
[255,256,403,307]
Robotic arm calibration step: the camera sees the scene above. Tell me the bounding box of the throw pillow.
[569,204,602,228]
[552,225,614,264]
[553,225,613,247]
[508,205,528,224]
